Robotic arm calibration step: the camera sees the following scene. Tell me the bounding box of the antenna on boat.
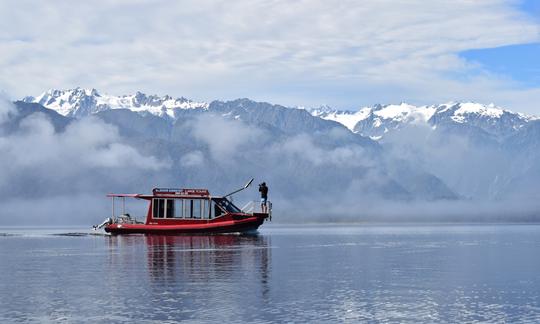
[223,178,254,198]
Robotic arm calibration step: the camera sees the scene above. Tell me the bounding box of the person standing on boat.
[259,182,269,213]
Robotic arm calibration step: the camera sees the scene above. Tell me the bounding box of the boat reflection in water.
[105,234,271,321]
[145,235,270,284]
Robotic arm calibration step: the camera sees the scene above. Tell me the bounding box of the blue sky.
[520,0,540,16]
[0,0,539,114]
[461,43,540,87]
[460,0,539,88]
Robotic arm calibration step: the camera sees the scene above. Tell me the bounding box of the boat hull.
[104,215,266,235]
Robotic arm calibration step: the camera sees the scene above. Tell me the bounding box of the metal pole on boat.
[112,197,115,220]
[223,178,254,198]
[122,197,125,215]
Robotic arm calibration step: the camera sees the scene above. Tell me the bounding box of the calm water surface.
[1,224,540,323]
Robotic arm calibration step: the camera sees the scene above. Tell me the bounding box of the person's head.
[262,182,266,186]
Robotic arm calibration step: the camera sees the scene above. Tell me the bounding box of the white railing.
[241,201,256,213]
[241,201,272,219]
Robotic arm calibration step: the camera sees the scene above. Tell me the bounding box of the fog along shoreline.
[1,90,539,226]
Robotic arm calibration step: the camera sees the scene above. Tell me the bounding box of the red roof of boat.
[107,188,210,199]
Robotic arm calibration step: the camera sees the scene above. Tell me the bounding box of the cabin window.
[153,199,164,218]
[166,199,175,218]
[153,199,175,218]
[213,198,241,214]
[174,199,184,218]
[182,199,191,218]
[192,199,202,219]
[211,200,225,218]
[155,198,212,219]
[202,200,210,219]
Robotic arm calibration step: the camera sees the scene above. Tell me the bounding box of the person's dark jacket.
[259,184,268,199]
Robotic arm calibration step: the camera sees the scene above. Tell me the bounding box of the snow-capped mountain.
[24,88,534,142]
[429,102,531,140]
[23,87,208,119]
[9,98,458,203]
[310,105,373,132]
[11,89,540,205]
[310,102,533,140]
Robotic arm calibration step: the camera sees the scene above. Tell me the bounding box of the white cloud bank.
[4,115,164,170]
[1,100,538,225]
[0,0,539,113]
[0,98,171,224]
[191,114,264,161]
[0,99,168,195]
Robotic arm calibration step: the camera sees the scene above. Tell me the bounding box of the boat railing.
[241,201,255,213]
[241,201,272,219]
[116,213,142,224]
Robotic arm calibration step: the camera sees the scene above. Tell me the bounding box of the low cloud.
[381,122,511,200]
[0,96,16,124]
[0,99,168,224]
[191,114,264,161]
[275,195,540,223]
[184,114,540,223]
[4,114,166,171]
[180,150,205,167]
[274,134,374,168]
[1,101,538,226]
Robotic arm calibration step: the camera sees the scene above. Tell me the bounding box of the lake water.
[1,224,540,323]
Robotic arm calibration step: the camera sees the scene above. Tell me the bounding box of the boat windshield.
[213,198,242,213]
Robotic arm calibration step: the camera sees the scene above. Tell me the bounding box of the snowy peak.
[309,102,532,140]
[354,103,436,139]
[429,102,530,139]
[23,88,208,119]
[454,102,503,119]
[309,105,371,131]
[434,102,508,122]
[372,103,435,123]
[309,103,436,133]
[24,87,101,117]
[22,89,534,141]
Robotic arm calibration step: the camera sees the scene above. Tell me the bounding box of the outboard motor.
[93,217,112,230]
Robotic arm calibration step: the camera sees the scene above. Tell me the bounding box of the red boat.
[96,179,271,234]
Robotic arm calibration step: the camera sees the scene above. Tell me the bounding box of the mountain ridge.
[23,88,537,143]
[23,87,208,119]
[8,96,460,203]
[310,102,534,140]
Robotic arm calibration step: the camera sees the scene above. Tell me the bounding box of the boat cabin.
[148,188,243,224]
